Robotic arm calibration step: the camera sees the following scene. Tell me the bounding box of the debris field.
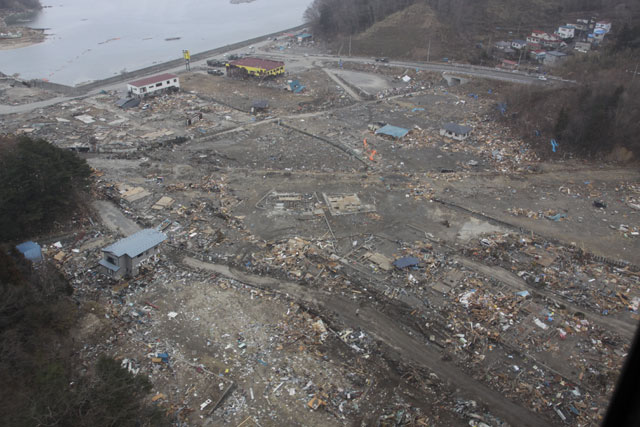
[3,42,640,427]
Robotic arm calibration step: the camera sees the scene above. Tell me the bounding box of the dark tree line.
[304,0,639,38]
[0,0,40,10]
[0,136,92,242]
[553,84,628,155]
[304,0,420,36]
[0,249,167,426]
[504,71,640,158]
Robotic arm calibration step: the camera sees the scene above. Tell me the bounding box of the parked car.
[206,59,226,67]
[207,69,224,76]
[538,75,547,81]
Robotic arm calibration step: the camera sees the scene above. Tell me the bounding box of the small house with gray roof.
[440,123,473,141]
[99,229,167,279]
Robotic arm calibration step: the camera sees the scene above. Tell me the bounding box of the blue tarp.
[289,80,305,93]
[16,241,42,262]
[546,212,567,221]
[375,125,409,139]
[393,256,420,269]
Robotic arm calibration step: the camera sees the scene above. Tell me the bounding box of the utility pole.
[487,35,492,57]
[633,62,639,83]
[349,36,352,57]
[518,47,524,67]
[427,38,431,62]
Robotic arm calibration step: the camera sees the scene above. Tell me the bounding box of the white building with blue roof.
[99,229,167,279]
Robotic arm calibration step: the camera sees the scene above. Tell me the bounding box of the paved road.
[270,51,573,86]
[321,68,363,101]
[93,200,140,237]
[0,40,574,116]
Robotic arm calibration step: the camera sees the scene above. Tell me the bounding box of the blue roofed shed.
[375,125,410,139]
[100,229,167,279]
[16,241,42,262]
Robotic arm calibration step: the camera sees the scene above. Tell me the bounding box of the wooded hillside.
[0,248,167,426]
[0,0,41,10]
[305,0,639,39]
[0,137,92,242]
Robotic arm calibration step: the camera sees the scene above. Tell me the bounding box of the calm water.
[0,0,312,85]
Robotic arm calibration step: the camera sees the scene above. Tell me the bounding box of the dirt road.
[92,200,140,236]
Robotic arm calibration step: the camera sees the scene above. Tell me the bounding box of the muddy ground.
[2,40,640,427]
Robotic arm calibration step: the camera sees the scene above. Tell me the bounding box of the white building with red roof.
[127,73,180,97]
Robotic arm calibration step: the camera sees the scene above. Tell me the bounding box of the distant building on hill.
[544,51,568,67]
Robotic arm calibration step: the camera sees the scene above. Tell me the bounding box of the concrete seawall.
[26,23,307,96]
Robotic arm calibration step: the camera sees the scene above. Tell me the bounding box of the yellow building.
[226,57,285,78]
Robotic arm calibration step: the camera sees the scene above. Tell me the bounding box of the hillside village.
[494,17,613,70]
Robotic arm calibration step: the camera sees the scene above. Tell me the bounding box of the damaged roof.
[252,100,269,109]
[103,229,167,258]
[442,123,473,135]
[393,257,420,269]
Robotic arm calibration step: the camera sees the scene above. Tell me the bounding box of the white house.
[530,30,561,47]
[592,29,606,42]
[440,123,473,141]
[531,30,549,39]
[596,21,612,33]
[99,229,167,279]
[526,36,541,48]
[557,26,575,39]
[511,39,527,50]
[127,73,180,97]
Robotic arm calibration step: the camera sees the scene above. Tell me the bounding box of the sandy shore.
[0,26,45,50]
